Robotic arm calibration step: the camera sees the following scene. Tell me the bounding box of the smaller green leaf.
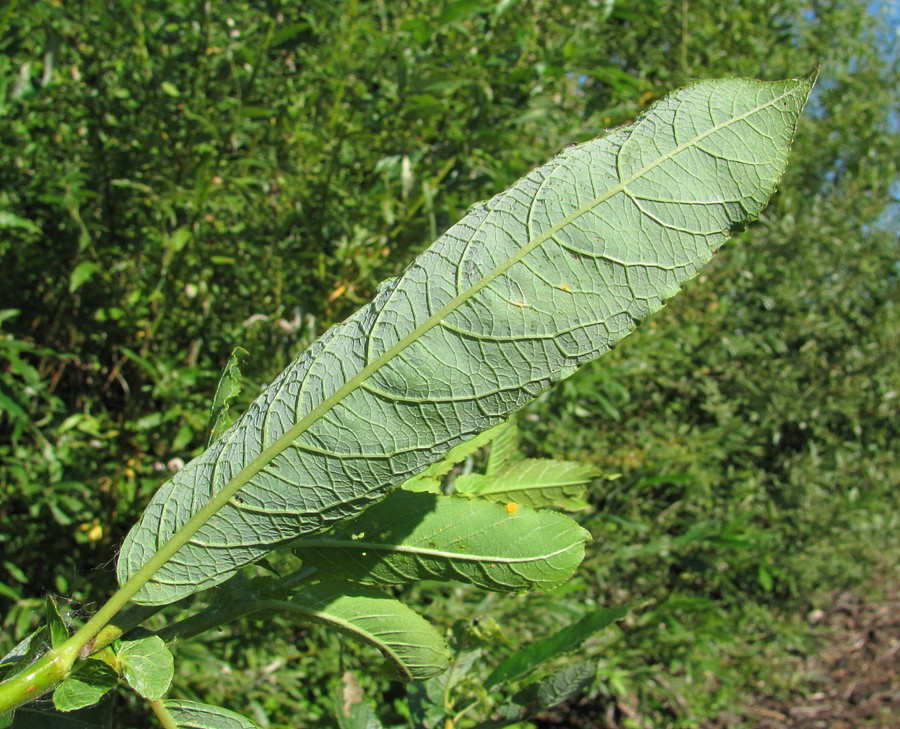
[399,475,442,494]
[1,627,46,681]
[406,420,509,485]
[484,607,627,689]
[484,417,523,475]
[159,81,180,97]
[406,649,482,728]
[163,701,257,729]
[293,491,590,591]
[0,211,41,234]
[206,347,249,446]
[498,661,597,724]
[455,459,601,511]
[69,262,100,293]
[534,660,597,708]
[334,672,384,729]
[166,227,191,254]
[45,596,68,649]
[118,633,174,699]
[52,659,118,712]
[284,581,451,681]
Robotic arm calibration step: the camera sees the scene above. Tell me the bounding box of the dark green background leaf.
[484,606,627,689]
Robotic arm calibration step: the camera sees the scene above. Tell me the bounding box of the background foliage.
[1,0,897,727]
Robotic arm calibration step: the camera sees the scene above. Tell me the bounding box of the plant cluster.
[1,1,897,727]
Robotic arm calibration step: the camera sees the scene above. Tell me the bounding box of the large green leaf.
[292,491,589,590]
[118,74,814,605]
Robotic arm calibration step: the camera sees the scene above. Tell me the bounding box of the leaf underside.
[282,581,452,681]
[163,701,257,729]
[118,74,814,605]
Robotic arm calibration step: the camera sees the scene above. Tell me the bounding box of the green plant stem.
[0,603,164,714]
[148,698,179,729]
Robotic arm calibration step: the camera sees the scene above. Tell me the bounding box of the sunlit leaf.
[118,74,815,606]
[454,459,600,510]
[292,491,589,590]
[45,597,68,650]
[206,347,249,446]
[484,417,523,475]
[280,581,451,681]
[68,262,100,293]
[118,633,173,700]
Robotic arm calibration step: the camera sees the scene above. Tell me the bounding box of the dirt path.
[536,583,899,728]
[732,584,900,728]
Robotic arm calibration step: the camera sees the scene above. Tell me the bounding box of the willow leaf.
[292,491,589,590]
[454,459,601,510]
[398,420,508,492]
[118,634,174,700]
[484,417,523,475]
[117,74,814,605]
[163,701,257,729]
[206,346,249,446]
[280,581,452,681]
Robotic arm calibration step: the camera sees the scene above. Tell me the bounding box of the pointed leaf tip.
[119,75,812,606]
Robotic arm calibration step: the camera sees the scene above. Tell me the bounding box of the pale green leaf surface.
[118,75,814,605]
[118,634,174,699]
[51,660,117,712]
[454,459,600,510]
[163,701,257,729]
[484,417,523,475]
[45,596,68,649]
[408,419,507,481]
[397,420,506,492]
[398,475,442,494]
[206,347,249,446]
[292,491,589,590]
[281,581,451,681]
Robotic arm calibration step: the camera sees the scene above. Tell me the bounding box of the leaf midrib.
[125,81,800,597]
[294,537,580,564]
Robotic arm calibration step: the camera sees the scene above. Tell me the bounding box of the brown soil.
[731,584,900,729]
[535,584,899,729]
